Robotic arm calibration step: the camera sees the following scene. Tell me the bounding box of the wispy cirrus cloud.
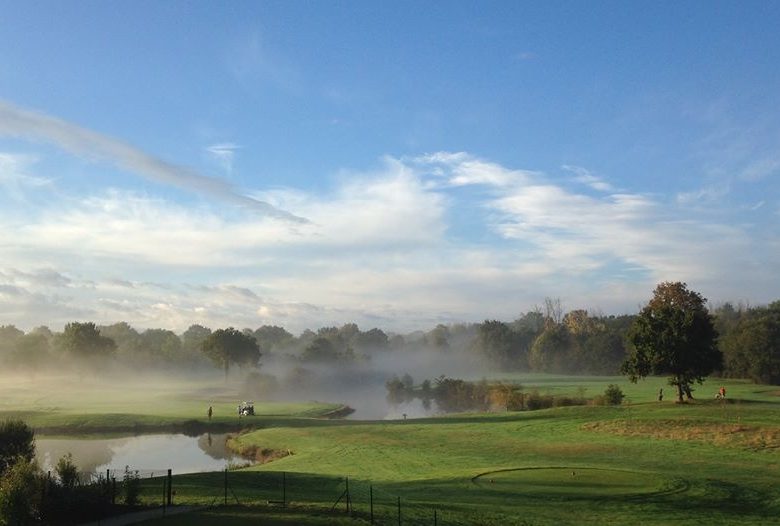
[676,183,730,205]
[411,152,535,187]
[0,152,52,199]
[226,31,301,92]
[0,100,305,222]
[561,164,615,193]
[513,51,536,61]
[206,142,240,174]
[740,156,780,182]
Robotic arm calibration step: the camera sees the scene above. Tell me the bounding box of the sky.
[1,1,779,334]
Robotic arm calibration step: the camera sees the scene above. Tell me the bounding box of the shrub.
[525,391,554,411]
[507,391,525,411]
[603,384,625,405]
[122,467,141,507]
[55,453,78,489]
[0,457,42,525]
[553,396,582,407]
[0,420,35,476]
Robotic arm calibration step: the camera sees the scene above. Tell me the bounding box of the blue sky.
[1,1,778,333]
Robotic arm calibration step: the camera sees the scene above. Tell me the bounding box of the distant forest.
[1,298,779,385]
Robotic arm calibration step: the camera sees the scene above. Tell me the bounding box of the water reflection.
[36,433,244,475]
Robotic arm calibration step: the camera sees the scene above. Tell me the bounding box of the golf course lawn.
[122,376,780,525]
[3,374,779,524]
[0,373,343,433]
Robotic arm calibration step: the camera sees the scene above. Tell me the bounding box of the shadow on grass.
[139,505,369,525]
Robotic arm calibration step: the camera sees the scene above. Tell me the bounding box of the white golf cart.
[239,401,255,416]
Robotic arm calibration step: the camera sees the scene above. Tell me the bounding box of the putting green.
[472,467,685,499]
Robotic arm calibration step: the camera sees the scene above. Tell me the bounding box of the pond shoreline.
[30,404,355,438]
[34,420,241,437]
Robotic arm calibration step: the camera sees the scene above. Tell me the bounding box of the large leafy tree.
[529,324,572,372]
[8,332,50,370]
[99,322,142,360]
[181,324,212,356]
[201,327,260,378]
[622,282,721,402]
[59,322,116,365]
[474,320,520,369]
[251,325,292,354]
[0,325,24,361]
[301,337,340,363]
[354,328,389,350]
[140,329,183,362]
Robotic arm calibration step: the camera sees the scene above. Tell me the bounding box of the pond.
[35,433,247,476]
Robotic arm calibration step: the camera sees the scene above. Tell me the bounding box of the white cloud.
[0,100,304,222]
[676,184,730,205]
[411,152,534,187]
[0,151,777,333]
[0,152,52,199]
[561,164,615,192]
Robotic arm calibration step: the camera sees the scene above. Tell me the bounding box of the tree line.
[0,287,778,384]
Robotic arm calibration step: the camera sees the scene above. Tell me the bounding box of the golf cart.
[239,401,255,416]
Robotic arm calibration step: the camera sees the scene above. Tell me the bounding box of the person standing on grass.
[208,405,213,420]
[658,388,663,402]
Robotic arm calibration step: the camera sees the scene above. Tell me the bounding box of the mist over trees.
[1,287,779,391]
[201,327,261,378]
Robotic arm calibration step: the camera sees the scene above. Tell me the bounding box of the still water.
[35,433,245,475]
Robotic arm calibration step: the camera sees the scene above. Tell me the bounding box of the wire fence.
[43,466,516,525]
[67,467,476,525]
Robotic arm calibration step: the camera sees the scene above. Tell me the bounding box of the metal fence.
[44,466,523,525]
[53,467,483,525]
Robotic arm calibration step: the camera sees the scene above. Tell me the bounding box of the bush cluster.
[0,419,144,525]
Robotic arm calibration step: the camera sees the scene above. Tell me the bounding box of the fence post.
[162,478,167,515]
[112,478,116,505]
[282,471,286,507]
[434,509,437,526]
[346,477,351,514]
[224,468,228,506]
[167,469,172,506]
[397,496,401,526]
[370,485,374,525]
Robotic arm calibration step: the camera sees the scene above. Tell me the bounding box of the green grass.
[138,506,369,525]
[149,375,780,526]
[0,373,342,433]
[6,373,780,525]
